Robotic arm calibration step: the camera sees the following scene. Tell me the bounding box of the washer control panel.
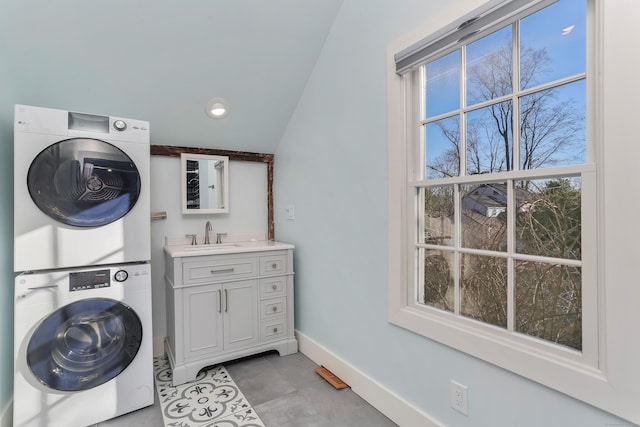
[69,269,111,292]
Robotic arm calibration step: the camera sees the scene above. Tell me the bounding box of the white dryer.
[14,104,150,272]
[13,263,153,427]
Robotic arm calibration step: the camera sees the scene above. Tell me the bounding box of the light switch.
[286,205,295,220]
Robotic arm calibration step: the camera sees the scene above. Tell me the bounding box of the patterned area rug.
[154,356,266,427]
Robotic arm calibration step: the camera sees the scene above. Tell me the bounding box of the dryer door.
[27,298,143,392]
[27,138,141,227]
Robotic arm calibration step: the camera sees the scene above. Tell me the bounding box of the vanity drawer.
[259,254,287,275]
[261,319,288,342]
[260,297,287,320]
[259,277,287,299]
[183,257,258,284]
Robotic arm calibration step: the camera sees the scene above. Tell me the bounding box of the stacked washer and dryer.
[13,105,154,427]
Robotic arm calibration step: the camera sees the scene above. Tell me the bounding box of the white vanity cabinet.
[164,243,297,386]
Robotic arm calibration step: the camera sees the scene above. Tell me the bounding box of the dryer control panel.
[69,269,111,291]
[14,104,150,144]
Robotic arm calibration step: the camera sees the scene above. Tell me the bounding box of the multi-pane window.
[391,0,640,421]
[415,0,588,351]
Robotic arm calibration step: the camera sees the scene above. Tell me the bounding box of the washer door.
[27,298,143,392]
[27,138,141,227]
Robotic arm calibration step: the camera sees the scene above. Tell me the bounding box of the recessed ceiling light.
[206,98,229,119]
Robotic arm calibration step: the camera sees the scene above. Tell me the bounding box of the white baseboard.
[296,330,442,427]
[1,400,12,427]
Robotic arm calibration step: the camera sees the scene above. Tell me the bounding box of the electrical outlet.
[451,380,468,416]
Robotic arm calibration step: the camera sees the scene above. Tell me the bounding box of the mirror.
[181,153,229,214]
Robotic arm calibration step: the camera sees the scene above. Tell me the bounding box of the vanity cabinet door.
[183,283,224,360]
[183,280,259,359]
[223,280,259,351]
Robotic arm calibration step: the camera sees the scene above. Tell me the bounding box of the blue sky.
[424,0,586,179]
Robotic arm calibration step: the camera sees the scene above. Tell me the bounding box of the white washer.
[13,263,154,427]
[14,104,150,272]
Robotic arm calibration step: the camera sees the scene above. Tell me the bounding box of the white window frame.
[387,0,640,423]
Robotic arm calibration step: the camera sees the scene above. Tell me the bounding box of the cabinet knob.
[272,284,278,291]
[271,263,277,269]
[272,306,278,312]
[273,327,278,333]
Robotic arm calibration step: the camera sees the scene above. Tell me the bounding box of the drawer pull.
[271,284,278,291]
[211,268,235,274]
[271,263,277,269]
[273,327,278,333]
[272,306,278,312]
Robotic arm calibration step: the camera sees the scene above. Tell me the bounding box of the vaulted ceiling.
[0,0,343,152]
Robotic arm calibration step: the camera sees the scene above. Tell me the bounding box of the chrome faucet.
[204,221,213,244]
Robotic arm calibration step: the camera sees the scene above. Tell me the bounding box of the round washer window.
[27,138,141,227]
[27,298,143,392]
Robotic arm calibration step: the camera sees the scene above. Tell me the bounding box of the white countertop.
[164,240,294,258]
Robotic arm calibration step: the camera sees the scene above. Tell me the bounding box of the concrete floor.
[97,351,397,427]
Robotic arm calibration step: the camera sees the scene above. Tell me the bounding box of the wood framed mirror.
[151,145,274,240]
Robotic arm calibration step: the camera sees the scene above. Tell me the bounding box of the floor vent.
[315,367,349,389]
